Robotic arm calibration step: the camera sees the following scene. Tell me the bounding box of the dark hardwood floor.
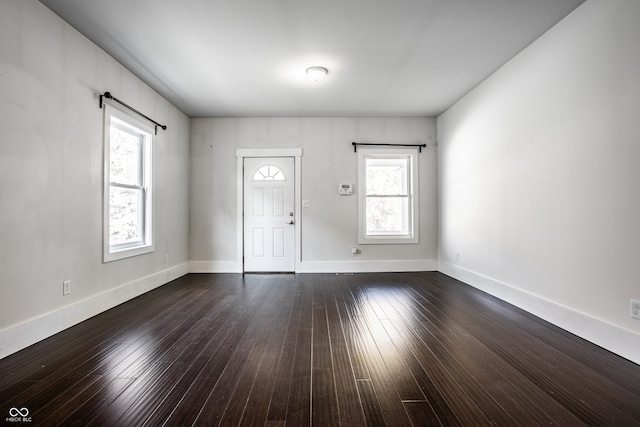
[1,272,639,426]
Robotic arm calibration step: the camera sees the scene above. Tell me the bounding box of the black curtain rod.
[352,142,427,153]
[99,91,167,135]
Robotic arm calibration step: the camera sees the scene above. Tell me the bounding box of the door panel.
[273,188,284,216]
[253,189,264,216]
[244,157,295,272]
[273,228,285,257]
[253,228,264,257]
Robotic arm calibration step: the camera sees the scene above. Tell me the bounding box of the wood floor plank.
[360,289,427,401]
[191,277,277,426]
[310,279,339,427]
[332,277,371,381]
[1,272,638,427]
[0,278,193,390]
[29,374,102,424]
[283,277,313,427]
[403,401,443,427]
[159,318,253,426]
[405,276,639,425]
[431,271,640,393]
[377,316,465,426]
[136,297,238,426]
[356,379,387,426]
[158,301,265,423]
[0,342,122,409]
[238,312,294,426]
[395,286,549,426]
[366,282,495,426]
[219,279,294,426]
[347,304,414,425]
[87,301,235,424]
[326,283,368,426]
[264,287,305,424]
[54,377,135,426]
[397,278,564,425]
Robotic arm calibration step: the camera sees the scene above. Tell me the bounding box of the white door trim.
[236,148,303,273]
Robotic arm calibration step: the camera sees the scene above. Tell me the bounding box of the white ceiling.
[39,0,585,118]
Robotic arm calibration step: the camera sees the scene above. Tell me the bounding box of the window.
[253,165,285,181]
[358,148,419,244]
[103,104,153,262]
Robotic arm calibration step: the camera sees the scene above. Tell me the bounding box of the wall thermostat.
[339,184,353,195]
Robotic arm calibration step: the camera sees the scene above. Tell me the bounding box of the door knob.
[288,220,295,225]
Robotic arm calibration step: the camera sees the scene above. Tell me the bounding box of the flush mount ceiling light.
[306,66,328,82]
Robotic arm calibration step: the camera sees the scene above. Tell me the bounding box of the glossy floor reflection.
[1,272,639,426]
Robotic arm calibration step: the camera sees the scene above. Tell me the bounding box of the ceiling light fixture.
[306,66,328,82]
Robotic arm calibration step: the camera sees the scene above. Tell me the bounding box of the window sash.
[365,157,409,196]
[365,195,411,236]
[109,119,145,186]
[108,184,147,250]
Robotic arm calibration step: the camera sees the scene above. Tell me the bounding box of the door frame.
[236,148,303,273]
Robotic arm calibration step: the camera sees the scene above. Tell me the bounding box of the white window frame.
[103,103,154,262]
[358,147,419,244]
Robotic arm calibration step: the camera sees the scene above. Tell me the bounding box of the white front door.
[243,157,295,272]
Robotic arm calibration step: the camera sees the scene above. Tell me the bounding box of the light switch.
[302,200,311,208]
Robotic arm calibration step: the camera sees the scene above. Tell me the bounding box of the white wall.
[0,1,190,359]
[190,117,438,273]
[437,0,640,364]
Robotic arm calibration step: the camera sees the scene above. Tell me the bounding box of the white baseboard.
[189,260,242,273]
[439,261,640,366]
[188,259,437,274]
[0,262,189,360]
[299,259,438,273]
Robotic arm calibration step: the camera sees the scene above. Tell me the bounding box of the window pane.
[110,125,142,185]
[109,186,143,246]
[366,196,409,235]
[365,157,408,195]
[253,165,285,181]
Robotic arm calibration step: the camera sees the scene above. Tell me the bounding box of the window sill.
[358,236,419,245]
[104,244,154,263]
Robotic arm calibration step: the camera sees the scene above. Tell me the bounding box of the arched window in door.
[253,165,286,181]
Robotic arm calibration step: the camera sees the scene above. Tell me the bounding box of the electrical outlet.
[63,280,71,296]
[631,300,640,321]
